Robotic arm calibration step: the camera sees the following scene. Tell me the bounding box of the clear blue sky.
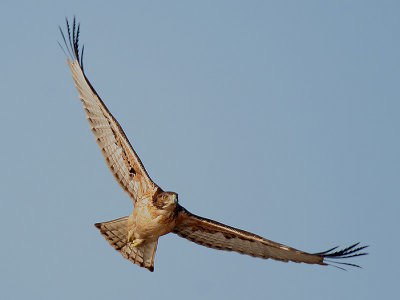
[1,1,398,299]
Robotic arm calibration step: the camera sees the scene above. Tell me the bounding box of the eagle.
[59,18,367,272]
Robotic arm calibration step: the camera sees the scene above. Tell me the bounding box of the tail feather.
[94,217,158,272]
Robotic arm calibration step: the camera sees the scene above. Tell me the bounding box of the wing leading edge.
[174,206,368,269]
[59,17,159,203]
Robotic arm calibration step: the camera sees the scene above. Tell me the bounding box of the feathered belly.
[130,203,176,240]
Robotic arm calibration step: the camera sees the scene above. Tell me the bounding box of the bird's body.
[60,17,367,272]
[128,191,179,242]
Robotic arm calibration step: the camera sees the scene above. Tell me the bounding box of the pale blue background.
[1,1,398,299]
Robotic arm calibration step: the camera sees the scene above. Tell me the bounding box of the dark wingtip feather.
[316,242,369,270]
[80,45,85,69]
[58,16,85,71]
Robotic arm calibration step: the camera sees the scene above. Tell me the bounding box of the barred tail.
[95,217,158,272]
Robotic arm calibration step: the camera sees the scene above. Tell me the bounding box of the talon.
[130,239,144,248]
[127,230,134,243]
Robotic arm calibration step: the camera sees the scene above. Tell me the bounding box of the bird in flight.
[59,17,367,272]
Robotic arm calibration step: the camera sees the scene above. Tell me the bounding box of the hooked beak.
[167,195,178,206]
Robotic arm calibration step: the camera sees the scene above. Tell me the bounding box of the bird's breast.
[130,200,177,240]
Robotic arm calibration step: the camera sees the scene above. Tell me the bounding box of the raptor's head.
[153,191,178,210]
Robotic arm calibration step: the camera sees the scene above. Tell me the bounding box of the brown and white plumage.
[60,17,368,272]
[95,217,158,271]
[173,207,366,269]
[59,18,158,203]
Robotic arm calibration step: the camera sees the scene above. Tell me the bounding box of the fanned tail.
[94,217,158,272]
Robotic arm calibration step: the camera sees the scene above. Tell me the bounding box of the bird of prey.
[59,18,367,272]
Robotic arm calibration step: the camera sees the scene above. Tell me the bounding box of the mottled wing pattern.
[95,217,158,272]
[174,207,367,267]
[60,18,158,203]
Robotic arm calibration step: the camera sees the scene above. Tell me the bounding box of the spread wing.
[174,206,368,269]
[59,18,159,202]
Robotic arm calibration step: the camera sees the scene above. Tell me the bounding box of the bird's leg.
[127,230,144,248]
[129,239,144,248]
[127,230,135,243]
